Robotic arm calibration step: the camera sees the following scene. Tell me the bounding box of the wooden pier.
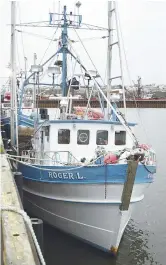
[0,135,42,265]
[37,99,166,109]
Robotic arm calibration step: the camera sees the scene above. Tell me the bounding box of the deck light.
[48,66,61,75]
[30,65,43,73]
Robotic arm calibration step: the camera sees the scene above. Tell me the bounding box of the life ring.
[78,132,88,143]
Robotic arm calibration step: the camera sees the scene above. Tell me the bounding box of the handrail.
[21,150,80,165]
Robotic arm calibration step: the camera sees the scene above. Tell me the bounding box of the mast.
[33,53,37,109]
[107,1,126,119]
[114,2,127,117]
[10,1,18,152]
[62,6,68,97]
[107,1,113,119]
[137,76,142,98]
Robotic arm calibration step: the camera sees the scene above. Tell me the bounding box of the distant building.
[152,91,166,99]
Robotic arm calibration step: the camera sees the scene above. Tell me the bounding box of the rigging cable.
[39,26,59,64]
[15,21,108,31]
[16,29,108,44]
[71,35,108,43]
[17,3,26,63]
[67,39,138,145]
[116,2,150,144]
[72,27,106,86]
[15,29,59,42]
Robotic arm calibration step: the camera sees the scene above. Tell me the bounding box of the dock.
[0,135,44,265]
[37,99,166,109]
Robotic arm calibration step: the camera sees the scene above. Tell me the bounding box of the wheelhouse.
[34,120,136,162]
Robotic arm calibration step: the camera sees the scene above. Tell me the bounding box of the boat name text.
[48,172,85,180]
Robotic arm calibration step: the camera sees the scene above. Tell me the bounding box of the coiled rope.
[1,206,46,265]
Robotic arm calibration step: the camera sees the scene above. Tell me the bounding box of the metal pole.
[33,53,37,109]
[10,1,16,147]
[62,6,68,96]
[114,2,127,118]
[24,56,27,79]
[31,218,44,255]
[107,1,113,119]
[36,72,40,122]
[19,48,61,115]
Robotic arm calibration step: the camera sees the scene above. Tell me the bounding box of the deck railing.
[21,150,80,166]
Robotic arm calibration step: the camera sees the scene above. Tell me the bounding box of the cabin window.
[58,129,70,144]
[96,130,108,145]
[77,130,90,145]
[115,131,126,145]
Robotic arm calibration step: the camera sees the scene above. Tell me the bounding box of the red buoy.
[4,92,11,101]
[104,153,118,164]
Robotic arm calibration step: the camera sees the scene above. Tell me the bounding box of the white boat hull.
[23,180,149,252]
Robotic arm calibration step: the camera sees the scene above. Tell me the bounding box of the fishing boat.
[10,2,156,253]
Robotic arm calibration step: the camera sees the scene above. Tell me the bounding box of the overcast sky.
[0,0,166,88]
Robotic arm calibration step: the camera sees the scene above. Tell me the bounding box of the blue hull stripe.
[1,115,34,128]
[19,163,156,184]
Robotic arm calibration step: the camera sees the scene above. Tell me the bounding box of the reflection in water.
[43,218,162,265]
[119,219,162,265]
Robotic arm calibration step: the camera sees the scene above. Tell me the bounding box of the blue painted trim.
[38,119,137,126]
[19,163,156,184]
[19,114,34,128]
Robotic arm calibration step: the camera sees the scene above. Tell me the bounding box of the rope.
[39,27,59,64]
[15,21,108,31]
[6,154,106,171]
[141,162,155,174]
[116,2,150,144]
[16,29,59,42]
[68,39,139,146]
[71,27,106,86]
[1,206,46,265]
[71,35,108,43]
[80,22,108,31]
[66,59,77,113]
[17,3,26,61]
[6,148,154,173]
[104,165,107,199]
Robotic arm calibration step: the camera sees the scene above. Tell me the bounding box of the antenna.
[75,1,82,26]
[58,1,60,23]
[52,1,55,25]
[49,2,82,28]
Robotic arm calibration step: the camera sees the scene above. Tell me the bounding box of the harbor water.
[42,108,166,265]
